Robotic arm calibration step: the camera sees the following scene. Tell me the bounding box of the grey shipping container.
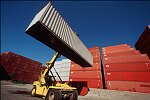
[25,2,93,67]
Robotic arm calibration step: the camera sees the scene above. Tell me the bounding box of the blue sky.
[1,1,150,65]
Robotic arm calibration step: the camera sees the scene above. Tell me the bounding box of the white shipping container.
[49,59,71,81]
[26,2,93,67]
[50,71,70,77]
[54,76,69,81]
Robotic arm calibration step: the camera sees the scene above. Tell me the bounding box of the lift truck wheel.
[31,85,36,97]
[70,90,78,100]
[46,89,62,100]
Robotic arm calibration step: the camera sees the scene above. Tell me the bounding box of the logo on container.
[105,58,108,60]
[107,73,111,75]
[71,71,73,74]
[71,65,74,67]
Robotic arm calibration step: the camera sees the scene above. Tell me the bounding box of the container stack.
[102,44,150,93]
[135,25,150,58]
[49,59,71,82]
[1,52,43,83]
[69,47,103,89]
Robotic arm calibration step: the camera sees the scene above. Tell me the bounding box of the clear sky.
[1,1,150,65]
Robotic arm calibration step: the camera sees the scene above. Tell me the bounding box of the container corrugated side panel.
[50,72,69,81]
[104,62,150,72]
[103,50,140,58]
[70,71,102,79]
[105,72,150,82]
[102,48,135,54]
[26,2,93,66]
[106,81,150,93]
[51,68,70,73]
[49,71,70,81]
[103,54,150,64]
[50,71,70,77]
[26,2,50,31]
[102,44,129,50]
[55,76,69,81]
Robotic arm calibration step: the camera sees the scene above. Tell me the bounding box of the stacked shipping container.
[69,47,103,89]
[102,44,150,93]
[1,52,43,83]
[50,59,71,81]
[135,25,150,58]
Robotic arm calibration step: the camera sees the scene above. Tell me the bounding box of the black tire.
[31,86,36,97]
[70,90,78,100]
[46,89,62,100]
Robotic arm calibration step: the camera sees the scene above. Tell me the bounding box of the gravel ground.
[1,80,150,100]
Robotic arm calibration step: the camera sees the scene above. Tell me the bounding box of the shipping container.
[89,47,100,53]
[70,71,102,79]
[79,86,89,96]
[25,2,93,67]
[69,78,103,88]
[135,25,150,50]
[103,54,149,64]
[106,81,150,93]
[69,81,88,96]
[102,44,130,50]
[103,50,140,58]
[142,42,150,54]
[70,47,101,70]
[70,63,101,71]
[105,72,150,82]
[1,52,43,83]
[102,48,135,54]
[102,47,132,52]
[104,62,150,72]
[49,59,71,81]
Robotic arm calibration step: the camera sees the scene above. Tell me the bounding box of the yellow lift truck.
[31,52,78,100]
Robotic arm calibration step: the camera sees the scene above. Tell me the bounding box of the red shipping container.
[88,47,101,63]
[102,48,135,55]
[103,50,140,58]
[1,51,43,83]
[80,86,89,96]
[70,47,101,69]
[103,54,150,64]
[102,44,130,49]
[71,47,101,64]
[106,81,150,93]
[70,62,101,71]
[69,78,103,88]
[104,62,150,72]
[70,71,102,79]
[88,47,100,52]
[102,46,132,51]
[93,57,101,63]
[68,81,88,96]
[105,72,150,82]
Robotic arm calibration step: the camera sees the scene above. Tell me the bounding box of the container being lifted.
[25,2,93,100]
[26,2,93,67]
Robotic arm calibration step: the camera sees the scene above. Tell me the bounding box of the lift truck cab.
[31,52,78,100]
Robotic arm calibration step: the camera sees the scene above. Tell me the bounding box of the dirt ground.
[1,80,150,100]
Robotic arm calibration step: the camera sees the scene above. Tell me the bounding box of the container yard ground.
[1,80,150,100]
